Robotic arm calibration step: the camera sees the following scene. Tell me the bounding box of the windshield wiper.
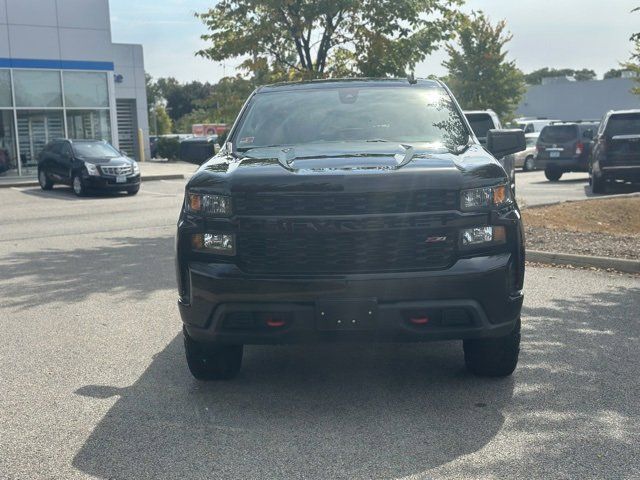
[365,138,391,142]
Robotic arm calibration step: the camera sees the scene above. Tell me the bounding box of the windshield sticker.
[240,136,255,144]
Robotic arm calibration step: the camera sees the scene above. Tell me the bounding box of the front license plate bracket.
[316,298,378,331]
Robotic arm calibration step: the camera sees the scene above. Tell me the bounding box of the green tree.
[151,105,173,135]
[524,67,596,85]
[442,11,525,120]
[196,0,462,79]
[604,68,625,79]
[622,41,640,95]
[145,73,161,110]
[572,68,597,81]
[154,77,216,123]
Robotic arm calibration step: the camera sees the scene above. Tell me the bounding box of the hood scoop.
[269,144,422,171]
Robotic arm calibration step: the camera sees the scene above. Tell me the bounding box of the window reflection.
[63,72,109,108]
[0,70,12,107]
[0,111,18,176]
[17,110,65,173]
[13,70,63,108]
[66,110,111,141]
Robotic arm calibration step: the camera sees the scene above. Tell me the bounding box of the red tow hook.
[409,317,429,325]
[266,318,286,328]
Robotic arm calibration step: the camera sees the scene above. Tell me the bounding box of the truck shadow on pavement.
[0,234,175,309]
[71,284,640,479]
[72,339,514,479]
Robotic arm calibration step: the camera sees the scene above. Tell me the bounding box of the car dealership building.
[0,0,149,177]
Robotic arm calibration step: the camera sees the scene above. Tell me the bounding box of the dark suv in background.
[590,110,640,193]
[535,121,599,181]
[38,139,140,196]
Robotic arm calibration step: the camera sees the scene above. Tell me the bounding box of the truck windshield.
[233,86,469,152]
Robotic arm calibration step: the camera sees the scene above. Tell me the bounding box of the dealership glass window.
[63,72,109,108]
[0,70,12,107]
[13,70,63,108]
[16,110,65,172]
[0,111,18,176]
[66,110,111,141]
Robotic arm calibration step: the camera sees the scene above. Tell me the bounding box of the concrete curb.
[0,173,186,188]
[528,250,640,274]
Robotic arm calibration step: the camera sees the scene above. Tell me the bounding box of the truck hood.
[188,142,507,194]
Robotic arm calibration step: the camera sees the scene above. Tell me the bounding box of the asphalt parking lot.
[1,180,639,479]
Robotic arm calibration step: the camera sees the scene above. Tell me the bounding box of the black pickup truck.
[175,79,526,380]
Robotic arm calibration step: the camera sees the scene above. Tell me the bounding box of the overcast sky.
[109,0,639,83]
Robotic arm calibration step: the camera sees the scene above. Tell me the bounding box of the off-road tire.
[463,318,521,377]
[184,328,243,380]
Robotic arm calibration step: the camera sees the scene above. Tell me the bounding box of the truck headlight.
[132,161,140,174]
[461,184,512,211]
[191,233,235,255]
[460,226,506,248]
[186,193,232,216]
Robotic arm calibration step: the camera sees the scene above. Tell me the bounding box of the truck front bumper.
[179,253,523,345]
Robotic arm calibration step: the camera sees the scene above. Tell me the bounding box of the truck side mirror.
[583,129,594,140]
[486,129,526,158]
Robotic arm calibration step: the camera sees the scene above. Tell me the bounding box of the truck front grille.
[234,190,458,216]
[237,229,456,274]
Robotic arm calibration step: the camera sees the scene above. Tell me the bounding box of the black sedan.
[37,139,141,196]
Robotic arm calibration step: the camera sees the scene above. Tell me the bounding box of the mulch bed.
[525,225,639,260]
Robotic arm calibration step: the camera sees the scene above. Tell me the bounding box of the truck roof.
[256,78,442,93]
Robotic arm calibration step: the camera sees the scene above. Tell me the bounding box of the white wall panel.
[57,0,110,31]
[0,0,8,24]
[8,25,60,59]
[0,24,9,57]
[59,28,111,62]
[112,44,134,68]
[133,67,146,89]
[132,45,144,69]
[6,0,57,27]
[113,65,135,91]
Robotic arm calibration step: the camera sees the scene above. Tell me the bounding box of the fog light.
[460,226,506,247]
[191,233,235,255]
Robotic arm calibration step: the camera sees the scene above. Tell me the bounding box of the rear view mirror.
[486,129,526,158]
